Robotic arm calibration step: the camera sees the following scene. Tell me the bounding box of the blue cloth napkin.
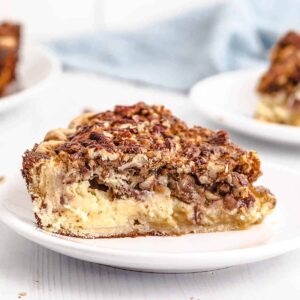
[51,0,300,93]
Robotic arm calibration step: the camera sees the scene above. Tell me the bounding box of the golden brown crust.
[41,224,174,239]
[22,145,50,186]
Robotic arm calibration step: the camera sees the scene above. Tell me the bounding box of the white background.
[0,0,220,40]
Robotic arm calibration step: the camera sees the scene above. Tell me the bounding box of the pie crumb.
[82,107,94,113]
[18,292,27,298]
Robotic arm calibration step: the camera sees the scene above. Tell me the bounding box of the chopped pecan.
[224,195,238,210]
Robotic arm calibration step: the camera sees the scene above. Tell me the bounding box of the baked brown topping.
[23,102,264,211]
[258,31,300,95]
[0,22,21,95]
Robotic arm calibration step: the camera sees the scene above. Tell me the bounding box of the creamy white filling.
[256,93,300,126]
[29,158,274,237]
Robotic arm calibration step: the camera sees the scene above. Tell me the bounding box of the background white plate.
[190,69,300,146]
[0,163,299,273]
[0,44,61,114]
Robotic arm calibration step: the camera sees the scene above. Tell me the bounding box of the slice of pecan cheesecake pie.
[0,22,21,96]
[22,102,276,238]
[256,31,300,125]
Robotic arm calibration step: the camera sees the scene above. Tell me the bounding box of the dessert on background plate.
[256,31,300,126]
[22,102,276,238]
[0,22,21,96]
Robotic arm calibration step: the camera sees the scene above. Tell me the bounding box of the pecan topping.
[23,102,263,208]
[258,31,300,95]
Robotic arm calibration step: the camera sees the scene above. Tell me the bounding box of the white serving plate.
[0,163,299,273]
[190,69,300,146]
[0,44,61,114]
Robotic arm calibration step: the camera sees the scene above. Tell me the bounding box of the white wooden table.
[0,72,299,300]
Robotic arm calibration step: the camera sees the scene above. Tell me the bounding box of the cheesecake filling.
[29,158,275,237]
[256,88,300,126]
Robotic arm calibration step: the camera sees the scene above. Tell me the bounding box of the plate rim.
[0,163,299,262]
[0,43,61,112]
[189,68,300,146]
